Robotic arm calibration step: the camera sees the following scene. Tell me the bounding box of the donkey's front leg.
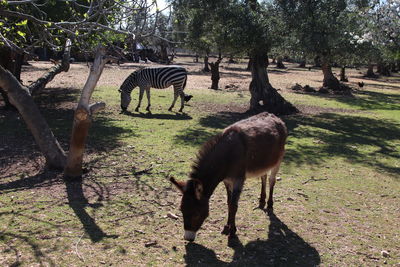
[222,179,244,238]
[135,87,145,112]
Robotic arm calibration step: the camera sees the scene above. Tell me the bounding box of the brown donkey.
[170,112,287,241]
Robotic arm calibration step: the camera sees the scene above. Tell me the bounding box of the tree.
[173,0,298,114]
[0,0,170,179]
[276,0,364,91]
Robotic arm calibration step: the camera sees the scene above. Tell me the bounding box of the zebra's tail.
[182,75,187,91]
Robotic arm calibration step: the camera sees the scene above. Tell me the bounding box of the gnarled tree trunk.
[203,55,210,72]
[249,52,298,115]
[64,47,107,180]
[276,56,285,69]
[339,66,348,82]
[29,40,71,95]
[0,65,67,169]
[321,59,341,91]
[365,63,376,77]
[209,59,221,90]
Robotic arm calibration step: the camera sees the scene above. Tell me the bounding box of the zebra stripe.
[119,66,188,112]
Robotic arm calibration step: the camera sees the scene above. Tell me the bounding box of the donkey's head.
[170,177,209,241]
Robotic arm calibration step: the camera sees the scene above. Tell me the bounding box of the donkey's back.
[224,112,287,179]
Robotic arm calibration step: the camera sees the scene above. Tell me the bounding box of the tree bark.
[339,66,348,82]
[64,47,107,180]
[298,60,306,68]
[365,63,376,77]
[203,55,210,72]
[0,46,23,109]
[249,52,298,115]
[321,60,341,91]
[276,56,286,69]
[29,40,71,95]
[0,65,67,169]
[209,59,221,90]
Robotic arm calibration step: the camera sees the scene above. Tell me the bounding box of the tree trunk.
[203,56,210,72]
[298,60,306,68]
[209,59,221,90]
[64,47,107,180]
[194,54,199,63]
[29,40,71,95]
[321,60,341,91]
[246,57,252,71]
[377,62,391,76]
[314,56,321,67]
[0,46,23,109]
[249,52,298,115]
[276,56,285,69]
[339,66,348,82]
[365,64,376,77]
[0,65,67,169]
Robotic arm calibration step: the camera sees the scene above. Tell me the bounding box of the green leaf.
[16,19,28,26]
[17,30,26,39]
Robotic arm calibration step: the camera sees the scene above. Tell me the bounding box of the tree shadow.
[65,179,118,243]
[173,111,250,147]
[284,113,400,177]
[184,212,320,266]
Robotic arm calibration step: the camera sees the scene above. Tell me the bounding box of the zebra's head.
[119,72,138,112]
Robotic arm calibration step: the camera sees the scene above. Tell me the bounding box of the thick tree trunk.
[64,47,107,180]
[0,46,23,109]
[29,40,71,95]
[249,52,298,115]
[276,56,285,69]
[339,66,348,82]
[365,64,376,77]
[0,65,67,169]
[377,62,391,76]
[314,56,321,67]
[321,60,341,91]
[246,57,252,71]
[209,59,221,90]
[203,56,210,72]
[194,54,199,63]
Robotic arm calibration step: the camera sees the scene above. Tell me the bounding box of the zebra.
[119,66,188,112]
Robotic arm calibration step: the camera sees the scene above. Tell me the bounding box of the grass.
[0,62,399,266]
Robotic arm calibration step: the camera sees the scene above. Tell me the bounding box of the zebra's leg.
[168,87,179,111]
[145,87,151,112]
[135,87,144,112]
[178,90,185,112]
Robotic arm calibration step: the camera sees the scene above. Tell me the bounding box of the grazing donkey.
[119,66,187,112]
[170,112,287,241]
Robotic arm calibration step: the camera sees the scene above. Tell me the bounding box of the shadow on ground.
[284,113,400,177]
[174,110,400,178]
[184,212,320,266]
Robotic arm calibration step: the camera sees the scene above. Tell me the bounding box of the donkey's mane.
[190,132,225,180]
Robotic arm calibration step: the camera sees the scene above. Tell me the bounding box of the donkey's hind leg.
[267,159,282,210]
[259,174,267,209]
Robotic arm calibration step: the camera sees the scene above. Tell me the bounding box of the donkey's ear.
[170,176,186,193]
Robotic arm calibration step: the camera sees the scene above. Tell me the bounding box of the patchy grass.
[1,59,399,266]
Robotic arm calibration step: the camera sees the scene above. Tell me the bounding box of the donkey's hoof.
[258,200,266,210]
[178,108,183,112]
[168,107,173,111]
